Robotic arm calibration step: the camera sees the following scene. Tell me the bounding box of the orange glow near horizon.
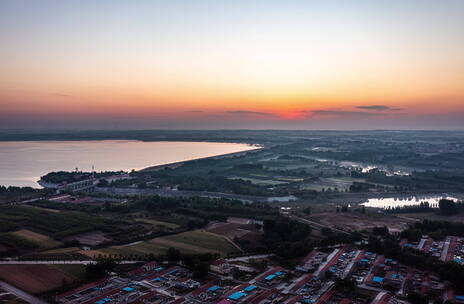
[1,1,463,129]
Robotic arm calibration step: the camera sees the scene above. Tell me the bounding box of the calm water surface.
[361,195,459,208]
[0,140,257,187]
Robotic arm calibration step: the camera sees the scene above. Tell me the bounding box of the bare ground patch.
[65,231,111,246]
[0,265,75,294]
[309,212,410,233]
[12,229,61,248]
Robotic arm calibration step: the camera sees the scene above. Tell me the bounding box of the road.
[0,281,48,304]
[225,254,274,263]
[95,187,297,203]
[0,260,141,265]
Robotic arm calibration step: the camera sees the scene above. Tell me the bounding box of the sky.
[1,0,463,130]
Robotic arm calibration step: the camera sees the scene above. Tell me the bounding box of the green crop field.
[159,230,238,255]
[99,230,238,257]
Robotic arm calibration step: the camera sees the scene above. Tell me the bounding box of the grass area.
[135,218,180,229]
[159,230,238,255]
[0,233,39,250]
[12,229,61,249]
[101,242,171,257]
[96,230,239,258]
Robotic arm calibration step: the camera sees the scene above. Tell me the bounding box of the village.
[55,239,464,304]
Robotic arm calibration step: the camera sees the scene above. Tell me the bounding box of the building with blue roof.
[274,271,283,276]
[208,285,220,292]
[243,285,256,292]
[122,287,134,292]
[229,291,247,300]
[264,274,276,281]
[372,276,384,284]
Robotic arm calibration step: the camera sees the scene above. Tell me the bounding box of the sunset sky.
[1,0,463,130]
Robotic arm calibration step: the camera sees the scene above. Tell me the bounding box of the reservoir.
[0,140,258,187]
[361,195,459,208]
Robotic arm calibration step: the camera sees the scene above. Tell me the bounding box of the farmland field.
[158,230,238,255]
[0,265,76,293]
[101,241,169,257]
[51,264,86,281]
[95,230,239,257]
[206,222,252,239]
[12,229,61,248]
[301,177,366,191]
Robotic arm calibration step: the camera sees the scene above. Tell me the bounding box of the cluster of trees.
[0,185,40,193]
[0,219,18,232]
[402,219,464,240]
[438,199,464,216]
[42,170,125,184]
[318,228,363,248]
[165,248,217,280]
[176,175,287,196]
[110,195,278,223]
[0,186,44,204]
[349,182,376,192]
[41,171,92,183]
[85,258,116,280]
[263,219,313,259]
[384,201,435,214]
[384,199,464,216]
[372,226,389,236]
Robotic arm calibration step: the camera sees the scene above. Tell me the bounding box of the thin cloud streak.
[226,110,277,117]
[356,105,399,111]
[304,110,386,118]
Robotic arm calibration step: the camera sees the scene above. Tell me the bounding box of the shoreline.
[1,141,261,188]
[139,145,262,172]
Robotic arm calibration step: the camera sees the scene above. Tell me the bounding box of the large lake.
[0,140,257,187]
